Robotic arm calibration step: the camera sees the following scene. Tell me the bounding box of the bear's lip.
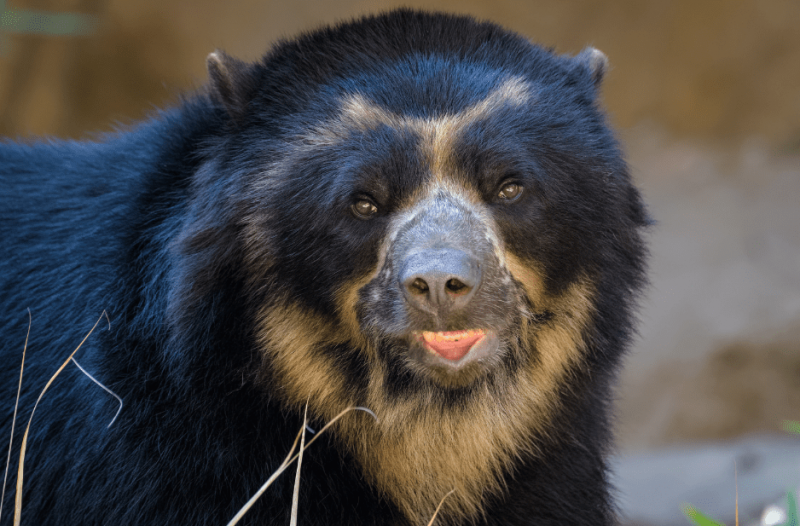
[410,329,499,368]
[415,329,485,360]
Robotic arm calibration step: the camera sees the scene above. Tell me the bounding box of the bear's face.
[250,58,619,392]
[319,75,539,392]
[231,53,629,522]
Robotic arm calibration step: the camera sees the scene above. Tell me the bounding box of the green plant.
[682,504,726,526]
[782,421,800,435]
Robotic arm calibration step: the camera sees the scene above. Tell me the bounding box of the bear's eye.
[497,182,523,202]
[351,199,378,219]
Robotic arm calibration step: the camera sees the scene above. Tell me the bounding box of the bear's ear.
[206,50,253,121]
[575,47,608,86]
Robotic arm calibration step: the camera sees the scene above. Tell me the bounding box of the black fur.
[0,10,648,525]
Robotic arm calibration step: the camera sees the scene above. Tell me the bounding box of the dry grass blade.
[13,311,109,526]
[0,309,31,524]
[285,406,377,467]
[226,406,377,526]
[426,489,456,526]
[734,460,739,526]
[70,357,123,428]
[226,426,304,526]
[290,404,309,526]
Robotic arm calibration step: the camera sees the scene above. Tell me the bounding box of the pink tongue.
[424,333,484,361]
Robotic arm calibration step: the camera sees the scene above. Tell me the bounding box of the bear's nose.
[400,248,481,315]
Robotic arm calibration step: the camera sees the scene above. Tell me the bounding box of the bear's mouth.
[415,329,485,360]
[410,329,499,369]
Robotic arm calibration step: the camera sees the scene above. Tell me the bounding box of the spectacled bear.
[0,9,648,526]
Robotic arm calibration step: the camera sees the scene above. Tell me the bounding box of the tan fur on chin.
[256,277,595,524]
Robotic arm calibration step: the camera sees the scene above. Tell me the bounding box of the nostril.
[409,277,429,295]
[399,248,481,310]
[445,278,470,296]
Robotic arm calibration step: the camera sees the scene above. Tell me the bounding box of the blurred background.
[2,0,799,524]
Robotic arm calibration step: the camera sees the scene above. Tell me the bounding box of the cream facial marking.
[252,77,532,201]
[337,76,533,175]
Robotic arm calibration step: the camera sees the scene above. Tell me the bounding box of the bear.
[0,9,649,526]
